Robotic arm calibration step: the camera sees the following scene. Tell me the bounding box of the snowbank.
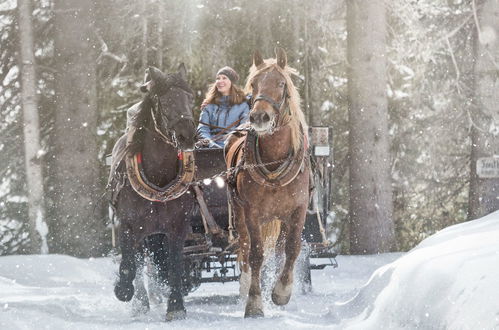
[330,210,499,330]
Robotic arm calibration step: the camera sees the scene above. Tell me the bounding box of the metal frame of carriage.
[179,126,337,293]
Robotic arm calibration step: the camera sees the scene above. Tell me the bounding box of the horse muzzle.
[250,110,275,134]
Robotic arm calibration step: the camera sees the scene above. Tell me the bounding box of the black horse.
[108,64,196,321]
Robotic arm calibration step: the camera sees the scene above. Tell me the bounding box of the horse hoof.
[114,281,134,302]
[165,309,187,321]
[244,308,264,318]
[271,291,291,306]
[272,281,292,305]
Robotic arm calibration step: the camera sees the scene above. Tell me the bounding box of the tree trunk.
[303,2,314,126]
[51,0,106,257]
[347,0,395,254]
[17,0,48,254]
[141,0,148,71]
[157,0,164,69]
[468,0,499,219]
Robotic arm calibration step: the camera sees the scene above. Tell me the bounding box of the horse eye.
[279,82,285,88]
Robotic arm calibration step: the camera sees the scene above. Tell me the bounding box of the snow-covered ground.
[1,211,499,329]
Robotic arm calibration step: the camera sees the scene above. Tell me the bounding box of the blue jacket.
[197,96,250,147]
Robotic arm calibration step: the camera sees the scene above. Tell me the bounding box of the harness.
[113,91,197,204]
[125,127,195,203]
[225,82,308,195]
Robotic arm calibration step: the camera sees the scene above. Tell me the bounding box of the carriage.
[109,50,337,319]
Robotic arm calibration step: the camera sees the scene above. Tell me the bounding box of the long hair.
[202,82,246,106]
[244,59,308,153]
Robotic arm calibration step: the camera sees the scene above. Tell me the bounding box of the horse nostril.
[262,113,270,123]
[250,113,257,123]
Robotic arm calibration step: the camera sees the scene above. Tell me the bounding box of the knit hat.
[216,66,239,84]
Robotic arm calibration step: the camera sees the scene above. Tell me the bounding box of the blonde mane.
[244,59,308,153]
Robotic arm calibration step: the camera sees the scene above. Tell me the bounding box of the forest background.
[1,0,498,256]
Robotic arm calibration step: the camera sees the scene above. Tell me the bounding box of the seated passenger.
[196,66,250,148]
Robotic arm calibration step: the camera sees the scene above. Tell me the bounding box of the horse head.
[247,48,289,135]
[141,64,196,150]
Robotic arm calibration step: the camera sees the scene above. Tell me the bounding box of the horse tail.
[261,219,282,258]
[237,219,282,272]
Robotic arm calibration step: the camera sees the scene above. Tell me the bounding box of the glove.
[208,140,222,148]
[195,138,222,149]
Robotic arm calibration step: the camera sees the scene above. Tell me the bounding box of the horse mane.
[126,93,154,154]
[244,59,308,153]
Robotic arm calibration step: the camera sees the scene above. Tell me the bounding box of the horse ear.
[177,63,187,80]
[147,66,163,82]
[275,47,287,69]
[253,50,264,68]
[140,67,153,93]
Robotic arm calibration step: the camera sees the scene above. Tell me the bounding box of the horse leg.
[147,234,168,304]
[234,203,251,298]
[131,249,150,314]
[261,222,285,296]
[272,207,307,306]
[115,228,137,302]
[165,234,187,321]
[244,213,265,318]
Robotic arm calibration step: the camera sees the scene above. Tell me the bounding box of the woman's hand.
[195,138,221,149]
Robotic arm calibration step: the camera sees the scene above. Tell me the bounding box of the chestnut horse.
[225,48,310,318]
[108,65,196,321]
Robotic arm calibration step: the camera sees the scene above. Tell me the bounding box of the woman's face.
[216,74,232,96]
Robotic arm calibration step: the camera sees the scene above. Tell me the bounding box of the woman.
[196,66,250,148]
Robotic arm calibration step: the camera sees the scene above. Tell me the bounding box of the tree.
[468,0,499,219]
[17,0,48,254]
[347,0,395,253]
[49,0,106,257]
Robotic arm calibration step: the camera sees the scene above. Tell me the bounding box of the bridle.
[250,75,290,132]
[252,85,288,113]
[149,85,194,149]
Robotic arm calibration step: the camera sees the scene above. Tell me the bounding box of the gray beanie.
[216,66,239,83]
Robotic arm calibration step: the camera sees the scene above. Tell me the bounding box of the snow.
[2,211,499,329]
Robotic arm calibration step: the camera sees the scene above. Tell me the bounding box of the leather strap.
[199,118,243,142]
[244,131,306,188]
[125,127,195,202]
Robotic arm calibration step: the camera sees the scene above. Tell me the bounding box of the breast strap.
[244,131,306,188]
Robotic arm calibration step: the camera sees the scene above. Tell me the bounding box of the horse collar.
[124,127,195,202]
[244,130,306,188]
